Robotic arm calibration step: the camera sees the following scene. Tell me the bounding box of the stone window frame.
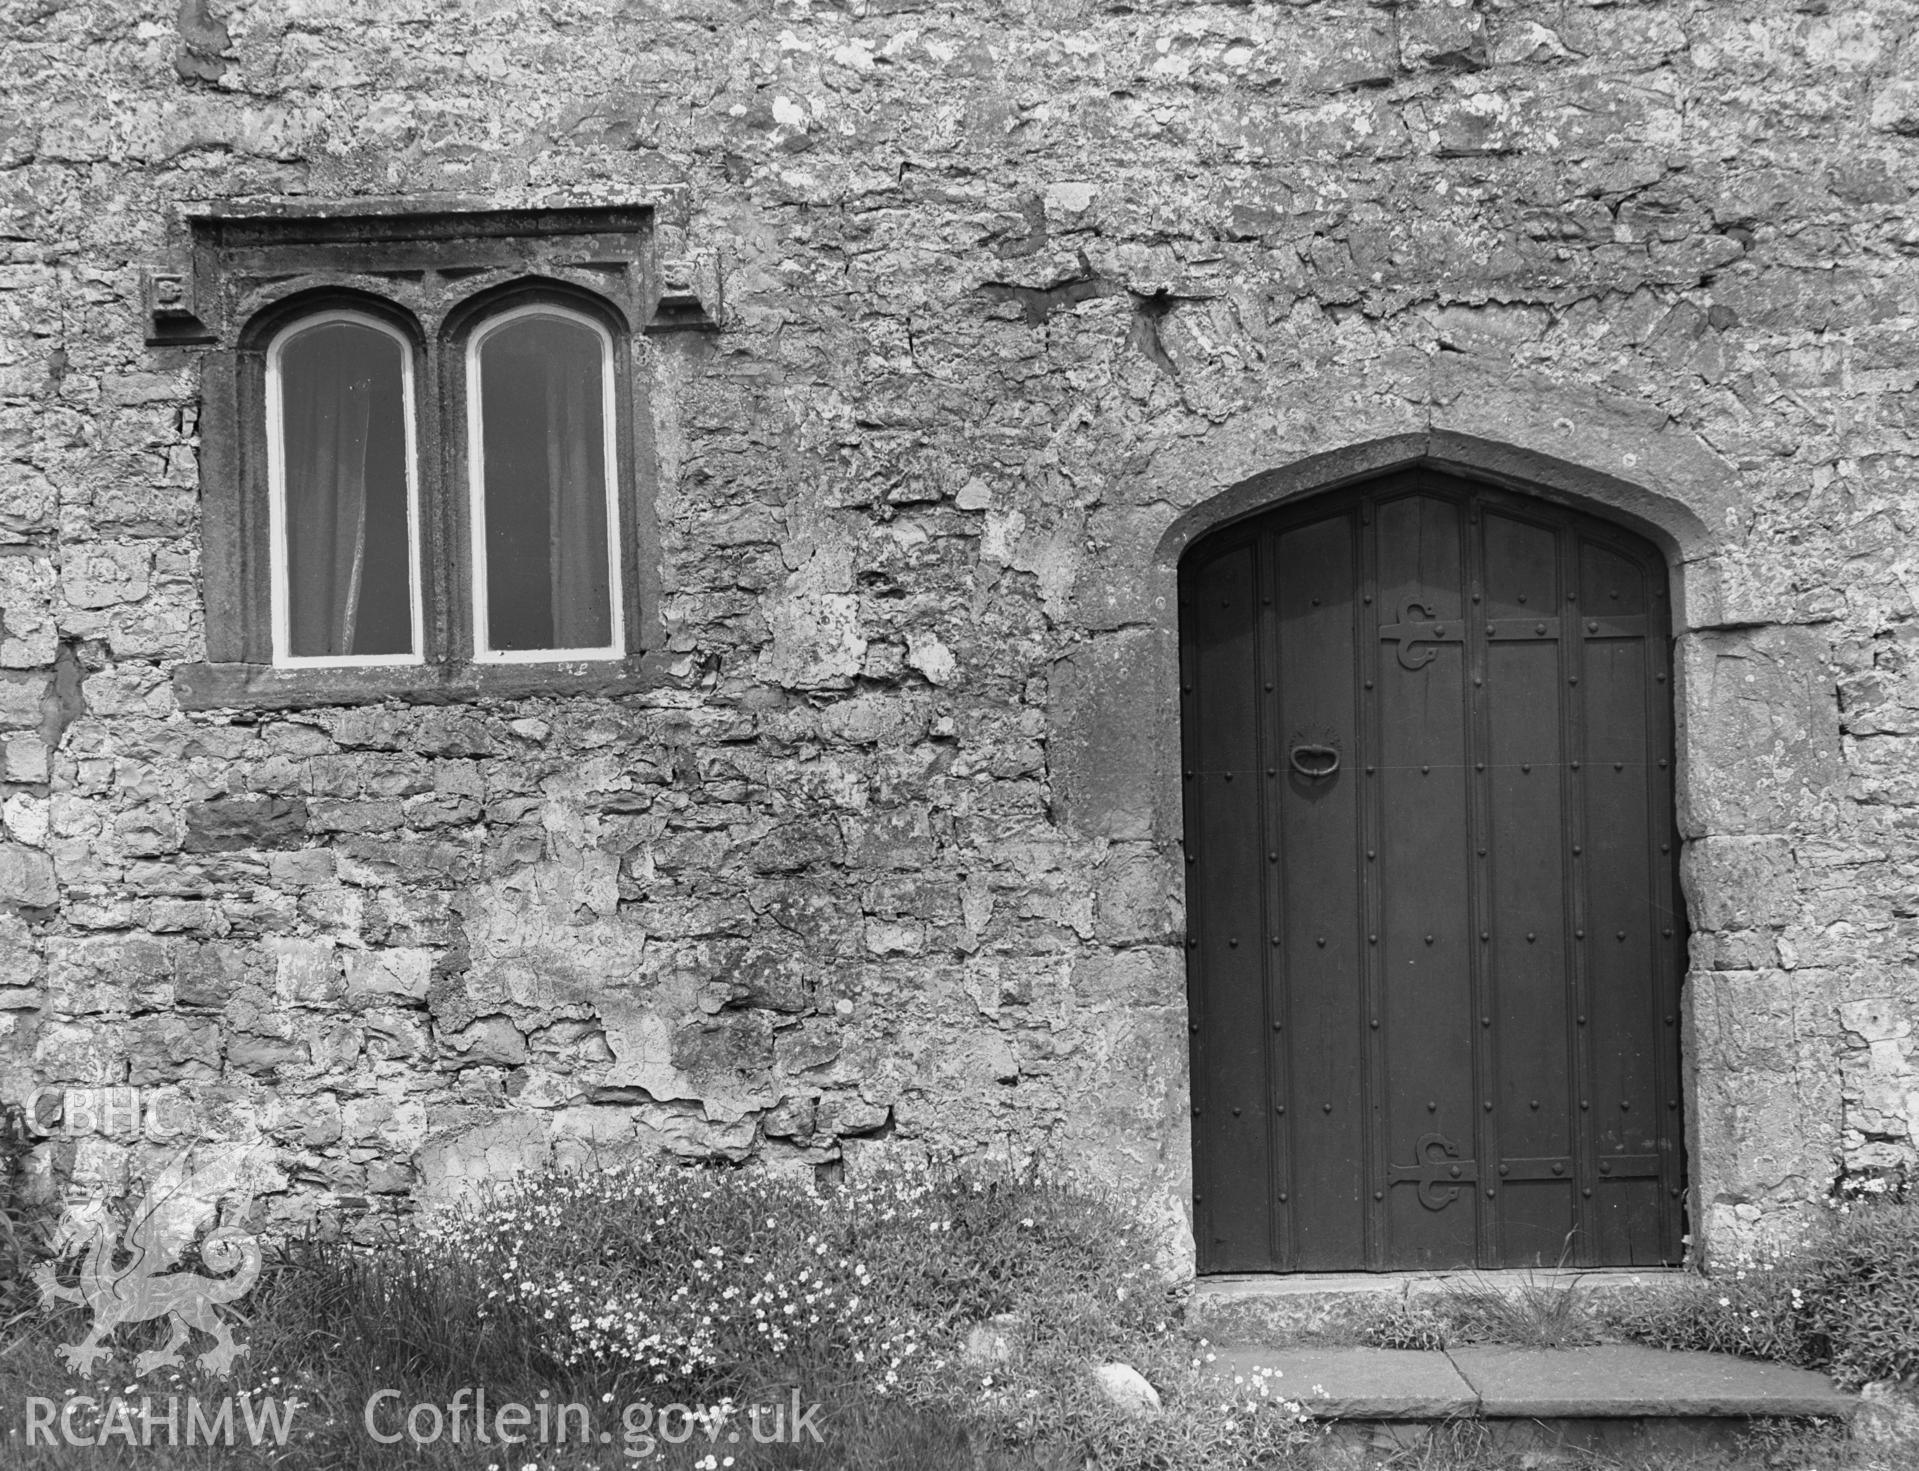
[165,204,702,711]
[261,304,428,672]
[460,299,627,666]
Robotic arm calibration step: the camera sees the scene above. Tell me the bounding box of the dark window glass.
[477,313,615,653]
[277,319,414,659]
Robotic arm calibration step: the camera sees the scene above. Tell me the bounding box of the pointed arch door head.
[1179,468,1686,1273]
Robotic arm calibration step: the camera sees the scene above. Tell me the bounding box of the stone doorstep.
[1189,1268,1693,1340]
[1195,1266,1694,1304]
[1211,1347,1477,1419]
[1205,1343,1856,1423]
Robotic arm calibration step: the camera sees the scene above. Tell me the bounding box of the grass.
[1,1151,1911,1469]
[1363,1417,1864,1471]
[1350,1194,1919,1387]
[0,1157,1319,1469]
[1608,1195,1919,1391]
[1433,1272,1599,1351]
[1353,1264,1601,1354]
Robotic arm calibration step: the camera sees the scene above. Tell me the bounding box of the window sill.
[172,653,674,712]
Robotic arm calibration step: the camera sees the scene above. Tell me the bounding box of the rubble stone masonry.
[0,0,1916,1271]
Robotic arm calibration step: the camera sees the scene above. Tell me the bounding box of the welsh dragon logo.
[33,1147,267,1379]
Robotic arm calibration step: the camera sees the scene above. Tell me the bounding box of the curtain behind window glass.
[279,321,413,658]
[478,315,614,652]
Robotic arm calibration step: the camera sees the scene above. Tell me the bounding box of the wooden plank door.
[1182,470,1685,1273]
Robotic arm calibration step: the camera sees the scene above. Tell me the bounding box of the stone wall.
[1,0,1915,1270]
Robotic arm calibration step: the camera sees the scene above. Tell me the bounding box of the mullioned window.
[154,205,701,710]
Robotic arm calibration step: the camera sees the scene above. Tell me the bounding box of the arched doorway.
[1180,467,1686,1272]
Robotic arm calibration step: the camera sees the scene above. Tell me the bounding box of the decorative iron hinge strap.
[1380,601,1465,670]
[1593,1154,1663,1179]
[1491,1156,1574,1181]
[1479,616,1650,641]
[1387,1131,1475,1211]
[1576,615,1648,638]
[1482,1155,1662,1182]
[1486,617,1561,641]
[1381,610,1647,667]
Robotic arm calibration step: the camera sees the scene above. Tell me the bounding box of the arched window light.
[467,304,623,661]
[266,311,423,666]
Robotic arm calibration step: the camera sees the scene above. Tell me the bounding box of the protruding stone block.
[444,1015,529,1068]
[47,935,175,1014]
[183,795,309,853]
[1048,628,1165,841]
[418,1114,552,1200]
[227,1034,308,1075]
[0,844,56,906]
[344,948,435,1003]
[1683,836,1797,932]
[1678,627,1843,838]
[126,1016,222,1084]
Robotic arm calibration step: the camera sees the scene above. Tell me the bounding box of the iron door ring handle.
[1290,743,1340,779]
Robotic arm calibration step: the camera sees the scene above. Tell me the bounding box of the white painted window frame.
[264,309,426,669]
[465,302,626,664]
